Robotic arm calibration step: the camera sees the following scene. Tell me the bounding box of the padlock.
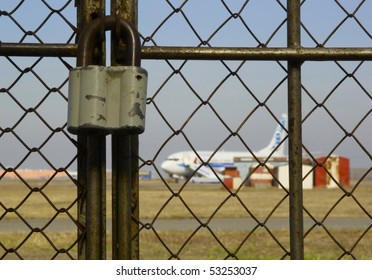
[67,16,147,135]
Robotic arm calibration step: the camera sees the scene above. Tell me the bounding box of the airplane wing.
[188,162,222,179]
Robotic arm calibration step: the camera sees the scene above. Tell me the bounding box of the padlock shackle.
[77,15,141,67]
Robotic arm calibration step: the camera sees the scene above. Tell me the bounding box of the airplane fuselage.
[161,114,287,180]
[161,151,251,179]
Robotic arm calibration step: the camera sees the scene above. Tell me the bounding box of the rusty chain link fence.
[1,0,371,260]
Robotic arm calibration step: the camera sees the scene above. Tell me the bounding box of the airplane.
[161,114,288,181]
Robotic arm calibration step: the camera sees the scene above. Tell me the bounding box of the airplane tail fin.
[255,114,287,157]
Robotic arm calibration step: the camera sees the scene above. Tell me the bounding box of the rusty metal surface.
[141,47,372,61]
[77,15,140,67]
[75,0,107,260]
[111,0,141,261]
[287,0,304,260]
[74,13,144,260]
[2,44,372,61]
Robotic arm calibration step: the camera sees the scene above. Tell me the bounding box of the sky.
[0,0,371,175]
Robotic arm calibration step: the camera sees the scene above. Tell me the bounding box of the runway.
[1,217,370,233]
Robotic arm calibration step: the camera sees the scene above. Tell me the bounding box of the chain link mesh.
[0,0,371,259]
[137,0,371,259]
[0,0,79,259]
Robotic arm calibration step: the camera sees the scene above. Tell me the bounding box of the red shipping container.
[314,156,350,188]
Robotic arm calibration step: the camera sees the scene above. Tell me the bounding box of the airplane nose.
[161,160,170,173]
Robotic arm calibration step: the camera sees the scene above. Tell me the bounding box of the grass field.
[0,178,371,259]
[1,179,371,220]
[1,228,371,260]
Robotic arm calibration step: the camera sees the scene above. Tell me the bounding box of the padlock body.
[68,65,147,134]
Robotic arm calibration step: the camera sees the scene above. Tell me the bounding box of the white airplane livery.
[161,114,287,180]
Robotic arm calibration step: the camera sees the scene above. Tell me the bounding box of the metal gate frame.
[1,0,371,260]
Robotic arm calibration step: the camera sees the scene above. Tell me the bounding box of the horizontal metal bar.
[1,43,372,61]
[0,43,77,57]
[142,46,372,61]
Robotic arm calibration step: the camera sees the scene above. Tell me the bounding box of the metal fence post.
[111,0,140,260]
[84,136,106,259]
[287,0,304,260]
[76,0,106,260]
[74,12,142,260]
